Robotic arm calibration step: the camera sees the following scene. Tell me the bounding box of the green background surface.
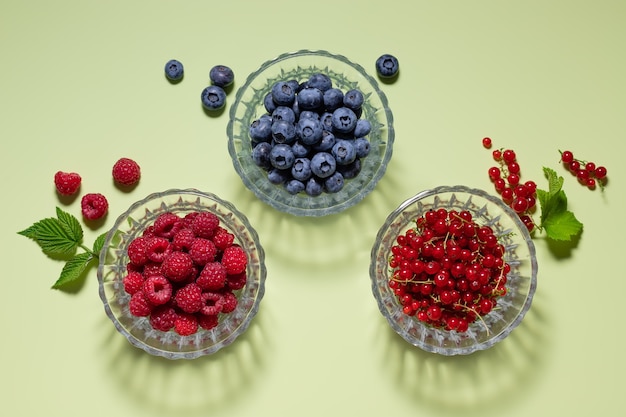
[2,1,625,416]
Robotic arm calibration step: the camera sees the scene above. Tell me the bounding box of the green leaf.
[52,252,93,289]
[18,217,81,256]
[92,232,108,254]
[537,188,568,225]
[543,166,563,197]
[56,207,83,243]
[542,210,583,241]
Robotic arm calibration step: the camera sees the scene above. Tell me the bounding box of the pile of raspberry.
[387,208,510,333]
[122,210,248,336]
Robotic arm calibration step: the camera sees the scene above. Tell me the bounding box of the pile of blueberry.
[249,73,374,196]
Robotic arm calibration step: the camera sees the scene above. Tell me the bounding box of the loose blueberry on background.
[375,54,399,79]
[201,85,227,111]
[209,65,235,88]
[165,59,184,82]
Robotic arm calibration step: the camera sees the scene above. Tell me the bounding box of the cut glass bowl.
[97,189,266,359]
[370,185,538,355]
[227,49,394,216]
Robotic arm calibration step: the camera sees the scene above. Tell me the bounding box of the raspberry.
[220,290,238,313]
[149,305,178,332]
[221,245,247,275]
[127,236,148,266]
[197,313,219,330]
[174,313,198,336]
[191,212,220,239]
[142,274,173,305]
[196,261,227,290]
[189,238,217,266]
[212,227,235,251]
[54,171,81,196]
[123,271,144,295]
[153,212,182,239]
[161,251,194,282]
[145,237,171,263]
[81,193,108,220]
[129,290,153,317]
[171,228,195,251]
[142,261,163,278]
[112,157,141,186]
[200,291,224,316]
[174,283,204,313]
[226,271,247,290]
[182,212,199,228]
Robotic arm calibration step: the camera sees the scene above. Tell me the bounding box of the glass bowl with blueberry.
[97,189,266,360]
[370,185,538,356]
[227,49,394,217]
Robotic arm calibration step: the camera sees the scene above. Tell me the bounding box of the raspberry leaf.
[56,207,83,243]
[92,232,108,254]
[53,252,92,289]
[18,216,81,256]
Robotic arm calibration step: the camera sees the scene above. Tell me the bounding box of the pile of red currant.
[560,150,608,189]
[387,207,510,333]
[482,138,537,232]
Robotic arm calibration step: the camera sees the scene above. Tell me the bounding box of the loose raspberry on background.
[54,171,82,196]
[112,157,141,186]
[81,193,109,220]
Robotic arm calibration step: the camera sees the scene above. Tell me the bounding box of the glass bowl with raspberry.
[97,189,266,359]
[370,185,538,356]
[227,49,394,217]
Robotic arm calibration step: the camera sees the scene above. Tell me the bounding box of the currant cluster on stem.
[387,208,510,333]
[487,147,537,232]
[559,150,607,190]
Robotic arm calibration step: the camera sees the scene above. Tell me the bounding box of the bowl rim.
[227,49,395,217]
[96,188,267,359]
[370,185,538,355]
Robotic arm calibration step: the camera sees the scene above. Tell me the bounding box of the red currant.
[560,150,574,163]
[482,137,492,149]
[594,166,607,179]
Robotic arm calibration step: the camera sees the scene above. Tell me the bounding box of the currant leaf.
[542,210,583,241]
[52,252,93,289]
[543,166,563,197]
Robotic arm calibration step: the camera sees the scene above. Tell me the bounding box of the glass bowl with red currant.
[370,185,538,355]
[97,189,266,359]
[227,49,394,216]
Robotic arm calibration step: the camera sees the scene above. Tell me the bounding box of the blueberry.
[271,81,296,106]
[337,158,362,179]
[307,73,333,92]
[296,117,324,145]
[268,168,289,184]
[353,119,372,138]
[297,87,324,110]
[343,89,364,111]
[319,112,334,131]
[291,141,310,158]
[354,137,371,158]
[310,152,336,178]
[299,110,320,121]
[324,171,345,193]
[291,157,312,181]
[271,106,297,124]
[269,144,295,170]
[252,142,273,169]
[286,79,301,93]
[331,139,357,165]
[305,177,324,196]
[201,85,227,110]
[264,92,277,113]
[375,54,399,79]
[165,59,184,81]
[249,115,273,143]
[271,119,297,144]
[285,179,306,195]
[323,88,344,111]
[331,107,358,134]
[313,130,336,152]
[209,65,234,88]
